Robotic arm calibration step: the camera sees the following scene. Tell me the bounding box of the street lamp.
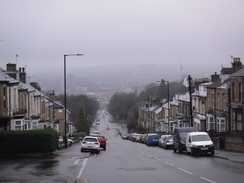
[64,54,83,148]
[166,81,170,129]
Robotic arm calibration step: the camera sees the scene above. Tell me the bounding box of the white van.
[186,132,215,156]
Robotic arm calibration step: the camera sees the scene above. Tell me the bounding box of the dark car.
[146,135,160,146]
[91,135,107,150]
[173,127,196,153]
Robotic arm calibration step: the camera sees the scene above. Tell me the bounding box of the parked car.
[80,136,100,153]
[159,135,173,149]
[131,133,140,142]
[173,127,196,153]
[186,132,215,156]
[59,136,74,146]
[121,133,128,140]
[91,135,107,150]
[146,135,160,146]
[144,133,158,144]
[139,134,147,143]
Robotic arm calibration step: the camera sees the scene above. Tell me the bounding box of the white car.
[81,136,100,153]
[159,135,173,149]
[59,136,74,145]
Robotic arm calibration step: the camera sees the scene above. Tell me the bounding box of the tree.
[135,123,146,134]
[77,104,86,133]
[107,92,140,121]
[58,94,100,128]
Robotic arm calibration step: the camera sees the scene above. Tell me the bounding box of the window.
[222,93,225,111]
[239,83,242,102]
[232,109,243,131]
[32,121,38,130]
[207,116,215,131]
[15,120,22,130]
[217,118,226,132]
[217,92,219,109]
[236,113,242,131]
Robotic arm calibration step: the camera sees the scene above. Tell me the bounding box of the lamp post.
[166,81,170,131]
[64,54,83,148]
[188,75,193,127]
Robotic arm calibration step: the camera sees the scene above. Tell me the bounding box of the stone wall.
[212,136,244,152]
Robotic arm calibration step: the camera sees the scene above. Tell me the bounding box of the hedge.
[0,128,59,156]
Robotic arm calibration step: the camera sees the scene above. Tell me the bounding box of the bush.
[0,128,59,156]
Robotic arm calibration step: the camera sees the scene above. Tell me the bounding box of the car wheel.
[190,150,194,156]
[81,149,84,152]
[211,150,215,155]
[96,150,100,154]
[104,146,106,151]
[165,145,168,149]
[173,147,176,153]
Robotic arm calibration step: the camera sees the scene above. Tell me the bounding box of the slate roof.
[230,67,244,77]
[0,68,19,84]
[221,67,233,75]
[206,79,221,89]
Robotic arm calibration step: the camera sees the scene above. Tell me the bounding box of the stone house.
[0,69,19,130]
[0,63,73,135]
[192,81,212,131]
[229,67,244,134]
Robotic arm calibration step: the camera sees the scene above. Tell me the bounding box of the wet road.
[0,110,244,183]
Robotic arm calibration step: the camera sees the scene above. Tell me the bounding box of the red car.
[91,135,107,150]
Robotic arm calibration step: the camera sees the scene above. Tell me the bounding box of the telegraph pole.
[188,75,193,127]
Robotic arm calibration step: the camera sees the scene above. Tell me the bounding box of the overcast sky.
[1,0,244,78]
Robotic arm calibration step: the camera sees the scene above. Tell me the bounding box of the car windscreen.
[84,138,98,142]
[192,135,211,142]
[167,136,173,140]
[149,135,159,139]
[179,132,189,139]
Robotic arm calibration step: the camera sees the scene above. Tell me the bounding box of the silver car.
[159,135,173,149]
[81,136,100,153]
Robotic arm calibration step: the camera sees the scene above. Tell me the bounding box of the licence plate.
[87,146,93,148]
[201,147,208,150]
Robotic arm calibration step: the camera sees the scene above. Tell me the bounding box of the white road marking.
[164,161,174,166]
[154,157,161,161]
[74,159,81,164]
[200,177,217,183]
[77,158,89,179]
[177,167,192,175]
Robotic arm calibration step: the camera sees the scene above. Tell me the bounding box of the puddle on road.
[31,160,59,176]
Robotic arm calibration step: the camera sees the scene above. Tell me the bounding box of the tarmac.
[214,149,244,163]
[0,144,243,164]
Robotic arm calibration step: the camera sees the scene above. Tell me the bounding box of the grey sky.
[1,0,244,78]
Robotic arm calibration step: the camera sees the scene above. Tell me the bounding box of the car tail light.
[165,140,169,142]
[83,142,87,144]
[95,142,99,144]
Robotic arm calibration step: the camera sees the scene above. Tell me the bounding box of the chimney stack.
[232,58,242,73]
[19,67,26,83]
[6,63,16,71]
[211,72,220,82]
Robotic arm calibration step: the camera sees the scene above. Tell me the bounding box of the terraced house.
[0,63,74,135]
[139,58,244,152]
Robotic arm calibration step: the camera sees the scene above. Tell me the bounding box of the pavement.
[214,149,244,163]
